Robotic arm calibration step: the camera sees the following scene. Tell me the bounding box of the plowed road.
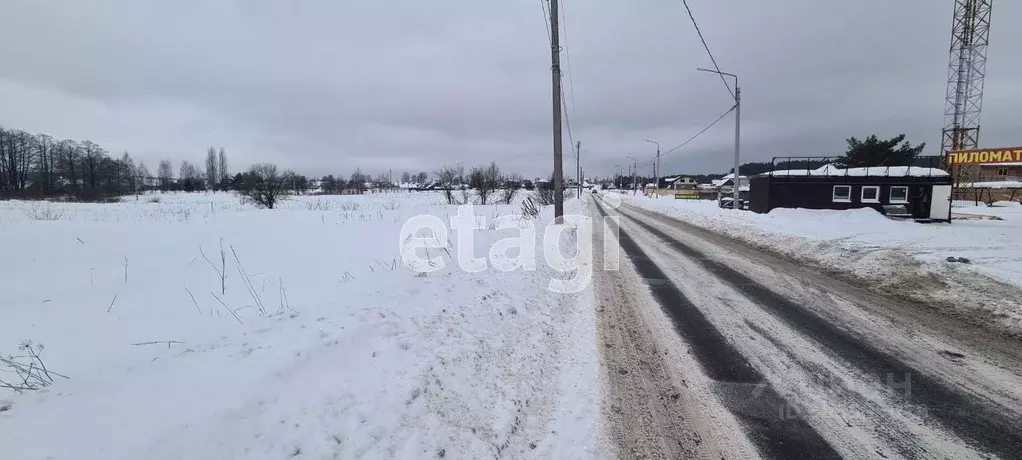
[591,194,1022,459]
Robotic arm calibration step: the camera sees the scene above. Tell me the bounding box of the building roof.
[761,165,949,178]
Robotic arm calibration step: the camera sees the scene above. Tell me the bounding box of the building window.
[861,186,880,203]
[833,185,851,203]
[998,167,1009,176]
[890,186,909,204]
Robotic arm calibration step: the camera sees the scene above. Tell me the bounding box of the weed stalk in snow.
[200,239,228,295]
[210,292,244,324]
[229,244,265,314]
[184,287,202,315]
[0,341,67,393]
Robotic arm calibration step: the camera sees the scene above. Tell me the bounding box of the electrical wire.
[661,104,736,157]
[539,0,551,44]
[631,104,736,168]
[541,0,580,163]
[681,0,735,100]
[559,0,581,140]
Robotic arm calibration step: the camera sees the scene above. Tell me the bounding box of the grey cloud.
[1,0,1020,178]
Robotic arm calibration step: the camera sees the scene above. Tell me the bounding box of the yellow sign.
[947,147,1022,165]
[674,191,699,200]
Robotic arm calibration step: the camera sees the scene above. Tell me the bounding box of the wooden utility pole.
[550,0,564,218]
[576,141,581,198]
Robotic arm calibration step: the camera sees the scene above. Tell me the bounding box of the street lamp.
[697,68,740,210]
[644,139,660,197]
[626,156,639,195]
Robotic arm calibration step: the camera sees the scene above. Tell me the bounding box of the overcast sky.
[1,0,1020,178]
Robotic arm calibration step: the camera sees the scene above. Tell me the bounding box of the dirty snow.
[0,192,605,459]
[623,195,1022,335]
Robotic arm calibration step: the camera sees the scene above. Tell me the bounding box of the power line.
[539,0,552,44]
[662,104,736,156]
[681,0,734,100]
[542,0,579,166]
[561,87,576,149]
[559,0,581,140]
[632,104,736,168]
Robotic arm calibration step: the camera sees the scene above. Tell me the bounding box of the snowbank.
[964,180,1022,189]
[763,165,948,177]
[623,195,1022,335]
[0,192,605,459]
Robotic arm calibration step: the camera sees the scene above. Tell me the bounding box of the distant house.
[710,173,748,189]
[657,176,697,190]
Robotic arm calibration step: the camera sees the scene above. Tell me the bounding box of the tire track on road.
[594,198,841,459]
[612,200,1022,459]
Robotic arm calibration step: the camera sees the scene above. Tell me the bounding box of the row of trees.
[2,124,578,208]
[434,162,527,205]
[399,171,431,185]
[0,125,241,200]
[0,127,149,200]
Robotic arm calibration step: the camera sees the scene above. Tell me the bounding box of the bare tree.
[501,172,523,204]
[0,128,35,192]
[535,174,561,206]
[469,162,501,205]
[237,163,290,209]
[217,147,229,186]
[34,134,56,195]
[204,147,218,190]
[57,140,80,193]
[157,159,174,190]
[349,169,368,194]
[119,152,135,194]
[80,141,106,190]
[136,160,151,190]
[434,163,464,204]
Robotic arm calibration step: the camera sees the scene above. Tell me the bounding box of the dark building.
[749,164,953,221]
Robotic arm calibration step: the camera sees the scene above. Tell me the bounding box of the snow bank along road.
[591,194,1022,459]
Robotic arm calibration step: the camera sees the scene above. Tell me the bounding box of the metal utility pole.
[698,68,740,210]
[550,0,564,218]
[644,139,660,197]
[576,141,582,198]
[626,156,639,195]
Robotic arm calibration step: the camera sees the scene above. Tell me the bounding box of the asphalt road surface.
[590,194,1022,460]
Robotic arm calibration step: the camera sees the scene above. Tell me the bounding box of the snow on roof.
[762,165,949,178]
[963,181,1022,189]
[979,162,1022,167]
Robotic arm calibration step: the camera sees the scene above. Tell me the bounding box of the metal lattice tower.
[942,0,993,156]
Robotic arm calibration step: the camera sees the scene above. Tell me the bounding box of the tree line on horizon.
[0,124,404,203]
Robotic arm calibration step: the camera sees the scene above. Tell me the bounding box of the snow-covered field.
[0,192,605,459]
[623,194,1022,336]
